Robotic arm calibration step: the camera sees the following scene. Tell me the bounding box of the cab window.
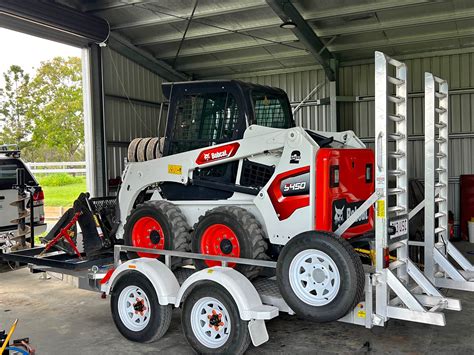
[252,91,294,129]
[169,92,240,155]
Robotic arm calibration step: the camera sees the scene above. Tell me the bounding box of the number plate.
[387,214,408,243]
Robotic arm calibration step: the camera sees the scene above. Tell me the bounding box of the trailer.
[0,51,465,354]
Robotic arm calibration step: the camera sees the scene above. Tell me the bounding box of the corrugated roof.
[62,0,474,78]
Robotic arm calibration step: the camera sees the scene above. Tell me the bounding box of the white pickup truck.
[0,146,47,251]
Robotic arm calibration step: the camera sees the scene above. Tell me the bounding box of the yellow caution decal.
[168,164,182,175]
[377,200,385,218]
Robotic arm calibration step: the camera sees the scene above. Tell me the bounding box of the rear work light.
[330,165,339,188]
[366,163,373,183]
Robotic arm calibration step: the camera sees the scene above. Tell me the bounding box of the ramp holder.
[421,72,474,291]
[333,52,461,326]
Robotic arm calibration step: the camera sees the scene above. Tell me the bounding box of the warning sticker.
[357,310,366,318]
[377,200,385,218]
[168,164,182,175]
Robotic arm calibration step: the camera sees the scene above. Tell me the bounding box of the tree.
[28,56,84,161]
[0,65,33,148]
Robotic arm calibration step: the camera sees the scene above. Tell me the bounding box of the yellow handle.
[0,319,18,353]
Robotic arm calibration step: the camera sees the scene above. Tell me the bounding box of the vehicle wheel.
[276,231,365,322]
[181,281,251,354]
[110,271,172,343]
[124,200,190,265]
[191,206,267,279]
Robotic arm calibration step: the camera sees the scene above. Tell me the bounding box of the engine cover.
[315,148,375,238]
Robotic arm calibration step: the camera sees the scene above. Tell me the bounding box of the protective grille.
[240,159,275,189]
[253,92,291,129]
[169,92,240,155]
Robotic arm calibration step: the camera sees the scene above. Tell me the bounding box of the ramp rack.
[419,73,474,290]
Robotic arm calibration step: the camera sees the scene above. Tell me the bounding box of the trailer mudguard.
[104,258,180,305]
[175,267,278,320]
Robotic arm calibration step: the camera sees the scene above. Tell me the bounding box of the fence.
[27,161,86,174]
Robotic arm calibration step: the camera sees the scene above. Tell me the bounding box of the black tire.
[110,271,172,343]
[276,231,365,322]
[181,281,251,355]
[124,200,190,266]
[192,206,267,279]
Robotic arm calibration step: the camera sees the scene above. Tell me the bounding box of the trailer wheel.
[182,281,251,355]
[110,271,172,343]
[276,231,365,322]
[192,206,267,279]
[124,200,190,263]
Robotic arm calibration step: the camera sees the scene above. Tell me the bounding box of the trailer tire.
[181,281,251,355]
[192,206,267,279]
[276,231,365,322]
[124,200,190,266]
[110,271,172,343]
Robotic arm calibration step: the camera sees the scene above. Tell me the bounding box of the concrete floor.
[1,246,474,354]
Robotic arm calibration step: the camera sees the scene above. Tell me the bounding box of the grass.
[36,173,87,208]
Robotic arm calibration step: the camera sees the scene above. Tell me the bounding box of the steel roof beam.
[107,32,190,81]
[330,28,474,52]
[134,20,278,46]
[111,1,268,30]
[318,8,474,37]
[83,0,154,13]
[175,49,309,72]
[265,0,334,80]
[157,35,298,59]
[109,0,427,30]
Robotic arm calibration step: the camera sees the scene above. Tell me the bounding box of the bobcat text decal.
[195,142,240,165]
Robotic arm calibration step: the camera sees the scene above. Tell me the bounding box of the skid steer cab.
[116,79,374,326]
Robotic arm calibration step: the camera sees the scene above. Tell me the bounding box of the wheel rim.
[200,224,240,267]
[117,285,151,332]
[131,216,165,258]
[288,249,341,306]
[190,296,231,349]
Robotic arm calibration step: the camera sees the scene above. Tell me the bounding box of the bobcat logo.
[332,199,369,232]
[334,205,345,227]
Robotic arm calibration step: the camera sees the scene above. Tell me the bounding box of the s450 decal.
[280,173,310,197]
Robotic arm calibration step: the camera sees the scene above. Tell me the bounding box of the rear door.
[0,158,38,232]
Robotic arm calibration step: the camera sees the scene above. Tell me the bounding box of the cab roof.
[161,80,288,100]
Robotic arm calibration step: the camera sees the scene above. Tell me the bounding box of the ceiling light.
[280,20,297,29]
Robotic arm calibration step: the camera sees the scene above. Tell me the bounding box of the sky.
[0,27,81,88]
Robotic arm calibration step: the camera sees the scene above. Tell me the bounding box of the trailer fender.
[175,267,278,321]
[104,258,180,305]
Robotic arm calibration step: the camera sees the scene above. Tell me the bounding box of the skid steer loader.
[115,80,375,322]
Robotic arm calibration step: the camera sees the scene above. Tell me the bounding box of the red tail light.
[33,189,44,206]
[383,248,390,268]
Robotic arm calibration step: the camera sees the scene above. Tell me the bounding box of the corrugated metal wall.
[239,68,331,130]
[237,52,474,224]
[102,48,166,180]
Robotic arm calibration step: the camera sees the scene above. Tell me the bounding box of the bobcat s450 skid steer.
[118,80,374,322]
